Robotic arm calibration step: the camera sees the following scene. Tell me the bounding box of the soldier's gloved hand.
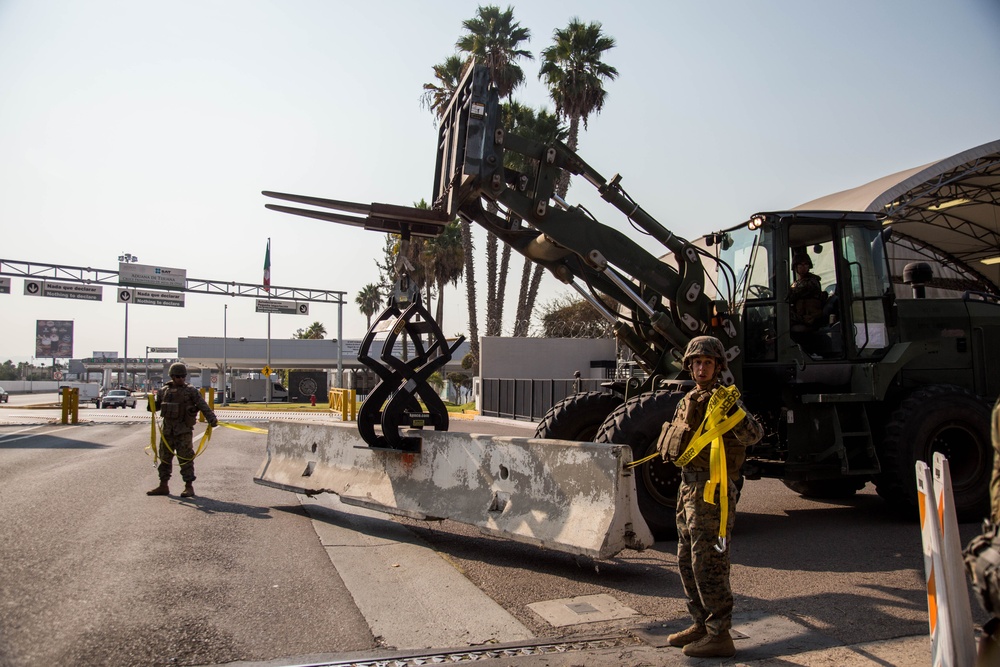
[209,419,219,428]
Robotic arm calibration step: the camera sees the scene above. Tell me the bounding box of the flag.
[263,239,271,291]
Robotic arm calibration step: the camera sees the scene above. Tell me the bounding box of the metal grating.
[290,635,639,667]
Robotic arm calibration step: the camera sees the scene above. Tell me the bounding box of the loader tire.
[874,384,991,520]
[782,478,867,499]
[595,390,685,540]
[534,391,623,442]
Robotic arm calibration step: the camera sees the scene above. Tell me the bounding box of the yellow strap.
[677,385,745,551]
[215,421,268,434]
[674,385,745,467]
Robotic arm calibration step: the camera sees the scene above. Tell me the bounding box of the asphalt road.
[0,412,988,666]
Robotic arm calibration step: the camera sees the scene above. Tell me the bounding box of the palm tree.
[539,18,618,199]
[294,321,327,339]
[457,5,533,340]
[420,54,466,119]
[355,283,383,329]
[423,218,465,328]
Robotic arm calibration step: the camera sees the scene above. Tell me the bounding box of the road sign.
[23,280,103,301]
[255,299,308,315]
[262,366,272,377]
[0,277,10,294]
[117,288,185,307]
[118,262,187,290]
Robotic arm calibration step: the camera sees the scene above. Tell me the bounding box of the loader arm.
[265,61,741,383]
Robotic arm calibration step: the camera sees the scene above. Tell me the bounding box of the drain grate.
[294,635,639,666]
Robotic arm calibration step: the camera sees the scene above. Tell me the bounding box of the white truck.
[231,378,288,403]
[59,382,102,407]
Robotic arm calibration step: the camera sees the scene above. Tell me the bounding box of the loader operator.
[146,362,218,498]
[657,336,763,659]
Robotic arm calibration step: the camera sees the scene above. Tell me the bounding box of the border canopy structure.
[791,139,1000,294]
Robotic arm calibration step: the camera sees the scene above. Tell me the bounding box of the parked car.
[101,389,137,409]
[0,387,8,403]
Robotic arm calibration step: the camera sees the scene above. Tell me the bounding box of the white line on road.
[0,425,80,443]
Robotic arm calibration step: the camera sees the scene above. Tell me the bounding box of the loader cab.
[717,211,893,369]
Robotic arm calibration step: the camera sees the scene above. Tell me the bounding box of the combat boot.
[667,623,706,647]
[682,630,736,658]
[146,482,169,496]
[181,483,196,498]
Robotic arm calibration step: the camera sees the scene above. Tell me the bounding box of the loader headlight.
[748,214,766,231]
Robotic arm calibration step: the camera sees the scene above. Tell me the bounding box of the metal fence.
[480,378,612,422]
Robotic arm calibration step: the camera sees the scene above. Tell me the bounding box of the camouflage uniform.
[153,380,217,484]
[662,336,764,639]
[991,398,1000,525]
[671,381,763,635]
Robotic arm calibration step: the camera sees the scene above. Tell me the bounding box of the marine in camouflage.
[152,378,218,484]
[991,398,1000,525]
[670,335,764,640]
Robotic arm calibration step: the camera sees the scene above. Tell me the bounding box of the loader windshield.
[720,225,778,361]
[719,225,774,304]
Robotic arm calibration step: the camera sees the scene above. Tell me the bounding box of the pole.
[123,301,129,389]
[337,300,343,389]
[223,304,228,406]
[265,237,271,405]
[266,312,271,404]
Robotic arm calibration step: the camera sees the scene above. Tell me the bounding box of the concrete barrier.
[254,421,653,559]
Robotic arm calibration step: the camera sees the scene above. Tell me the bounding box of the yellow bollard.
[60,387,79,425]
[198,387,216,420]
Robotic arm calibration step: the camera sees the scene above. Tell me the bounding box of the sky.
[1,0,998,368]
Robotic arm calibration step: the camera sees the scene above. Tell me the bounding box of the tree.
[422,218,465,329]
[420,54,466,118]
[539,18,618,199]
[293,322,327,340]
[0,360,17,381]
[502,102,569,336]
[539,293,614,339]
[457,4,533,341]
[355,283,383,329]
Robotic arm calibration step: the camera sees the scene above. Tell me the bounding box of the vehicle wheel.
[534,391,624,442]
[594,390,685,540]
[782,478,867,499]
[875,384,992,520]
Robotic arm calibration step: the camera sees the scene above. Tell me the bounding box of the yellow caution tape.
[214,421,268,434]
[144,390,266,466]
[676,385,745,551]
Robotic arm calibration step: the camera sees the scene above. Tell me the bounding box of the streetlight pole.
[223,304,228,406]
[118,252,138,390]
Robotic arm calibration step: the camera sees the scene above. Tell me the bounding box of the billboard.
[36,320,74,358]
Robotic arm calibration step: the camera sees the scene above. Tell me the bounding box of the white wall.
[480,337,616,380]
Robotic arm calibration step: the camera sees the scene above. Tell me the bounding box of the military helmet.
[682,335,727,371]
[168,362,187,378]
[792,252,813,269]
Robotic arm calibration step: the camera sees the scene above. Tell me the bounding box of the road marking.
[0,425,79,443]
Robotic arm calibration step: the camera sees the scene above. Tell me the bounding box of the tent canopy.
[792,139,1000,293]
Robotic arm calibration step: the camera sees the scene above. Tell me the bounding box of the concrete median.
[254,421,653,559]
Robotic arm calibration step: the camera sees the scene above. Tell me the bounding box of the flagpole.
[266,237,271,405]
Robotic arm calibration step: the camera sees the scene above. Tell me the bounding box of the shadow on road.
[177,495,274,519]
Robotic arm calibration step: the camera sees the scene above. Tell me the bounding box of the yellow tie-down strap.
[145,393,267,465]
[676,385,746,553]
